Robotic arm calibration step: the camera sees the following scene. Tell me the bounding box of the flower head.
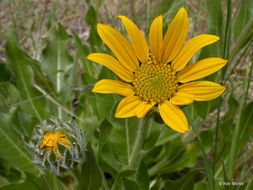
[28,119,85,175]
[88,7,227,133]
[40,131,71,162]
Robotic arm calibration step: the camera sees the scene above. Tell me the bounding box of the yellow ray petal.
[116,16,149,64]
[87,53,134,82]
[92,79,135,97]
[149,15,163,61]
[178,81,226,101]
[172,34,220,72]
[158,7,189,64]
[136,101,155,118]
[115,96,142,118]
[55,132,71,149]
[177,58,227,83]
[158,101,188,133]
[97,24,139,72]
[171,92,193,105]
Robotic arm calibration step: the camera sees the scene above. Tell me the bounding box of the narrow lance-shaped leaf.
[40,22,73,119]
[0,114,40,175]
[77,144,102,190]
[5,29,48,121]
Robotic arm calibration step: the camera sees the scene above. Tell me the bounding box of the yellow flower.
[88,7,227,133]
[40,131,71,162]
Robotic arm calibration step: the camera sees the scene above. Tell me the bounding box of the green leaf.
[85,5,97,26]
[151,0,187,25]
[193,182,209,190]
[123,178,142,190]
[0,173,67,190]
[164,169,203,190]
[233,0,253,40]
[0,114,39,175]
[205,0,224,36]
[0,176,9,188]
[194,98,220,119]
[0,61,11,82]
[40,22,73,119]
[41,23,72,88]
[98,119,113,161]
[97,119,119,176]
[26,172,68,190]
[72,31,97,77]
[87,26,102,51]
[237,101,253,154]
[0,181,40,190]
[111,169,135,190]
[216,95,239,161]
[155,127,179,146]
[77,144,102,190]
[5,30,48,121]
[0,83,20,112]
[160,142,202,173]
[0,158,22,184]
[136,159,150,190]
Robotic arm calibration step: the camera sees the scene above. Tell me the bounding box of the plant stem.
[184,109,214,190]
[129,117,149,168]
[213,0,232,175]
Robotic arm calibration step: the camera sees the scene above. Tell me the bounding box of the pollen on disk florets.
[132,56,178,103]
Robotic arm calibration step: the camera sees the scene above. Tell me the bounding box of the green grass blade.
[213,0,232,177]
[183,109,214,190]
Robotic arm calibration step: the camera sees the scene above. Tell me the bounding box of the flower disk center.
[132,57,178,104]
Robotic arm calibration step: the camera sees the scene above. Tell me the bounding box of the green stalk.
[129,117,149,168]
[146,0,150,35]
[228,55,253,179]
[213,0,232,175]
[184,109,214,190]
[221,0,232,78]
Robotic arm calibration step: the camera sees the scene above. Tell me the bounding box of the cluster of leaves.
[0,0,252,190]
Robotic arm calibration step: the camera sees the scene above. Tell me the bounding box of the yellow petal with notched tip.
[92,79,135,97]
[87,53,134,82]
[136,102,155,118]
[116,16,149,64]
[149,15,163,61]
[178,81,226,101]
[172,34,220,72]
[158,101,188,133]
[97,24,139,72]
[171,92,193,105]
[177,58,227,83]
[158,7,189,64]
[115,96,142,118]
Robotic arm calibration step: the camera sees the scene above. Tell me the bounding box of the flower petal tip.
[182,127,189,134]
[115,15,124,19]
[86,54,92,60]
[212,35,220,42]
